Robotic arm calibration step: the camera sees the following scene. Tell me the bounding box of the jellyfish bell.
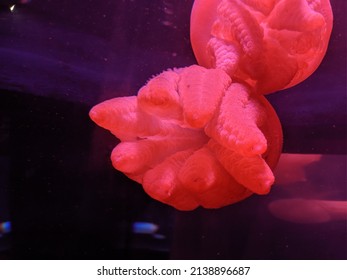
[190,0,333,94]
[90,65,283,210]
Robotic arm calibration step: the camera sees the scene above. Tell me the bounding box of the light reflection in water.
[269,198,347,224]
[269,153,347,224]
[274,153,322,185]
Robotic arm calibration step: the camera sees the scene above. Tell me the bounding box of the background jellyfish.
[90,0,333,210]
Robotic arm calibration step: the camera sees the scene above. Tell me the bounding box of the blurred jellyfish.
[274,153,322,185]
[269,199,347,224]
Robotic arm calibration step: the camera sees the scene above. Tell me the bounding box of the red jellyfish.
[90,66,282,210]
[190,0,333,94]
[89,0,333,210]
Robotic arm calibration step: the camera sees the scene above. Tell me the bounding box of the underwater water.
[0,0,346,259]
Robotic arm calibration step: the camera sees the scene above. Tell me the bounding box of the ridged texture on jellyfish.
[268,0,325,32]
[208,139,274,195]
[178,65,232,128]
[89,96,160,141]
[178,146,252,208]
[137,70,182,121]
[143,150,199,211]
[207,37,240,76]
[110,132,203,175]
[110,124,207,182]
[212,0,264,59]
[205,83,267,157]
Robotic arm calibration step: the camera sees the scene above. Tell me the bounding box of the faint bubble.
[153,234,166,240]
[162,20,173,27]
[0,221,12,234]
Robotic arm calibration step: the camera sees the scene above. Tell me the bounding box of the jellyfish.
[268,199,347,224]
[89,0,333,210]
[90,66,283,210]
[190,0,333,94]
[274,153,322,185]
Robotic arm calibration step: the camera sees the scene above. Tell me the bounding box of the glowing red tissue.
[90,66,282,210]
[190,0,333,94]
[90,0,332,210]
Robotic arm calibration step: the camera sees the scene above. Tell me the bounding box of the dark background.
[0,0,346,259]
